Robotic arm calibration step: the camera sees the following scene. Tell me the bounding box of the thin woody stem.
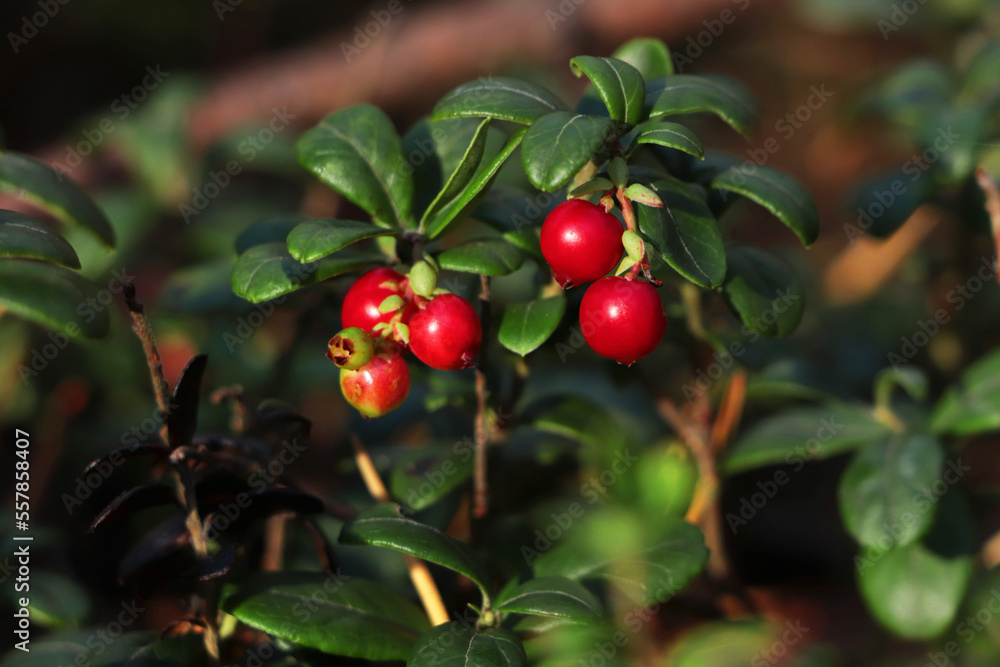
[473,274,491,519]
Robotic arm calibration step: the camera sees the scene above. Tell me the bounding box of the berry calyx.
[579,276,666,365]
[326,327,375,370]
[541,199,624,288]
[341,267,417,335]
[409,294,482,371]
[339,346,411,418]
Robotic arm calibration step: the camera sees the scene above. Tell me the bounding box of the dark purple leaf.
[168,354,208,448]
[90,485,182,533]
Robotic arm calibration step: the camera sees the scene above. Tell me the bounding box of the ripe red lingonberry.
[409,294,482,371]
[341,267,416,334]
[339,347,411,418]
[579,277,666,365]
[541,199,624,288]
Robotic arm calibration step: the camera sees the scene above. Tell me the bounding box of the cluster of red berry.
[328,266,482,418]
[541,199,667,365]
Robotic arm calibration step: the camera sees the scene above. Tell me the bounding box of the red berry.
[579,277,666,365]
[409,294,482,371]
[541,199,624,288]
[339,348,411,418]
[341,267,417,334]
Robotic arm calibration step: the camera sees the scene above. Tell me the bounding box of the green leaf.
[496,576,602,622]
[874,366,929,406]
[437,239,524,276]
[665,620,777,667]
[432,77,565,125]
[498,295,566,356]
[961,38,1000,103]
[930,348,1000,436]
[0,151,115,248]
[634,176,725,287]
[521,112,617,192]
[721,247,804,338]
[221,572,429,661]
[633,122,704,158]
[838,433,944,549]
[645,75,757,138]
[391,442,475,511]
[862,60,952,128]
[340,503,492,599]
[286,219,396,263]
[425,127,527,239]
[611,38,674,79]
[857,493,974,639]
[724,404,892,474]
[569,57,645,126]
[0,259,110,338]
[295,105,413,227]
[421,119,492,228]
[847,168,934,240]
[231,242,382,303]
[711,166,819,246]
[6,571,89,629]
[532,510,708,605]
[0,209,80,268]
[408,626,526,667]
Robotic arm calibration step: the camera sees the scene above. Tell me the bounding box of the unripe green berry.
[327,327,375,370]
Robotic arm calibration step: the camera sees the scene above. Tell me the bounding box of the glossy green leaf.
[665,620,777,667]
[0,209,80,268]
[436,239,524,276]
[838,433,944,549]
[496,576,602,622]
[611,38,674,79]
[286,219,396,263]
[408,626,526,667]
[711,166,819,246]
[391,442,475,511]
[521,112,617,192]
[569,57,645,126]
[432,77,565,125]
[724,404,891,474]
[0,259,110,338]
[340,503,491,599]
[634,176,725,287]
[721,247,804,338]
[425,127,527,239]
[421,119,492,228]
[930,348,1000,436]
[857,493,974,639]
[231,241,382,303]
[295,105,413,227]
[0,151,114,247]
[221,572,429,661]
[498,295,566,356]
[645,75,757,138]
[633,122,704,158]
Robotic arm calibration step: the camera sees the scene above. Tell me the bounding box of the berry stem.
[615,187,637,232]
[474,275,492,519]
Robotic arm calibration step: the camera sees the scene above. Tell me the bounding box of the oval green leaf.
[0,151,115,248]
[295,105,413,227]
[633,122,704,159]
[432,77,565,125]
[569,56,645,126]
[391,443,475,511]
[645,74,757,138]
[420,119,491,229]
[436,239,524,276]
[612,38,674,79]
[711,166,819,246]
[0,258,110,338]
[496,576,602,622]
[408,626,526,667]
[930,348,1000,436]
[0,209,80,268]
[521,112,617,192]
[221,572,429,661]
[721,247,804,338]
[286,219,396,263]
[498,295,566,356]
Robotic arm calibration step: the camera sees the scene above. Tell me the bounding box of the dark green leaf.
[721,247,804,337]
[286,219,396,263]
[231,242,382,303]
[930,348,1000,436]
[611,38,674,79]
[421,119,491,228]
[521,112,617,192]
[0,210,80,268]
[408,626,525,667]
[391,443,475,511]
[711,166,819,246]
[724,404,892,474]
[340,503,491,599]
[221,572,429,661]
[634,176,725,287]
[838,433,944,549]
[0,258,110,338]
[496,576,602,622]
[498,295,566,356]
[569,57,645,126]
[295,105,413,227]
[0,151,115,248]
[432,77,565,125]
[847,168,934,240]
[633,122,704,158]
[436,239,524,276]
[862,60,952,128]
[645,75,757,138]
